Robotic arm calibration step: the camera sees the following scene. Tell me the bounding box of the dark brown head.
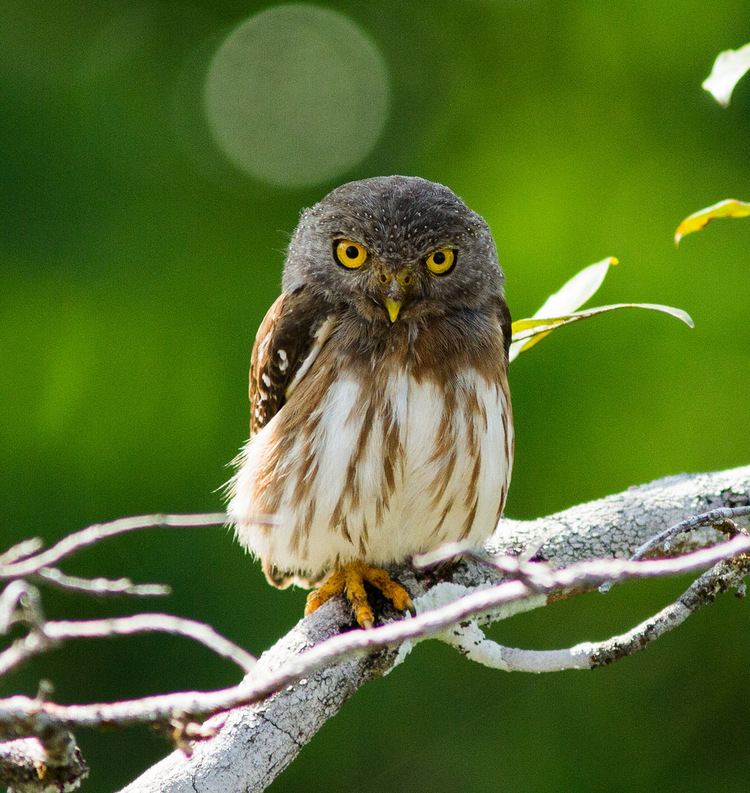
[282,175,506,327]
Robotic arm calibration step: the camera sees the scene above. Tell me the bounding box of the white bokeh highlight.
[204,4,390,187]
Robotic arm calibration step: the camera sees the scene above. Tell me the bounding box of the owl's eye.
[334,239,368,269]
[425,247,456,275]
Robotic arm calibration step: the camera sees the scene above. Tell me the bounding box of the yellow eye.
[425,247,456,275]
[335,239,368,269]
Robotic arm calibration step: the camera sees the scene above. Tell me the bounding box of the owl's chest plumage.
[229,317,513,586]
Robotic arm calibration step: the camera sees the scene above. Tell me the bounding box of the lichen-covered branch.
[1,467,748,792]
[441,553,749,671]
[119,465,749,793]
[1,532,744,738]
[0,736,88,793]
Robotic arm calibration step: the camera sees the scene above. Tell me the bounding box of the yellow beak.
[384,297,402,323]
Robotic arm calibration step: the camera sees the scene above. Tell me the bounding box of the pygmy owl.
[227,176,513,627]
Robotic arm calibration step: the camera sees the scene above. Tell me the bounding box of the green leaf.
[703,42,750,107]
[509,303,693,363]
[674,198,750,244]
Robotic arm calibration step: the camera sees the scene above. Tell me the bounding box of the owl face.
[282,176,505,326]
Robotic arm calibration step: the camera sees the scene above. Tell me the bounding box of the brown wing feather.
[497,294,512,360]
[249,286,334,589]
[249,286,332,435]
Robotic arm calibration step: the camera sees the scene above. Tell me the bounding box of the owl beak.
[384,296,402,323]
[375,266,410,323]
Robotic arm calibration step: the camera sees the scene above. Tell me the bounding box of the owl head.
[282,175,505,326]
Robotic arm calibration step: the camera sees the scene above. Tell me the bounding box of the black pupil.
[345,245,359,259]
[433,251,446,264]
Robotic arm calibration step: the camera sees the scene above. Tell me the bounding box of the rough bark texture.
[121,465,750,793]
[0,735,88,793]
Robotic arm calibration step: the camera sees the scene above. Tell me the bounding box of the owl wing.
[497,295,512,360]
[249,287,334,434]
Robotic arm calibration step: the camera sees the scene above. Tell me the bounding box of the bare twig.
[0,581,45,633]
[0,539,43,567]
[0,513,238,787]
[0,513,228,580]
[0,633,48,679]
[416,542,561,584]
[0,613,255,681]
[442,554,749,671]
[630,505,750,561]
[43,615,256,673]
[0,533,746,742]
[34,567,170,598]
[0,467,748,792]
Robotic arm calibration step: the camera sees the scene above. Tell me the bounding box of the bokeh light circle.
[204,4,390,187]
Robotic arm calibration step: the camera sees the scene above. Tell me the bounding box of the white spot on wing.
[257,331,271,361]
[285,316,335,399]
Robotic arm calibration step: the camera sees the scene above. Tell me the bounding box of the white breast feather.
[230,368,512,581]
[297,379,361,532]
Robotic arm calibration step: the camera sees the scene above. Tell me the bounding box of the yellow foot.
[304,562,414,628]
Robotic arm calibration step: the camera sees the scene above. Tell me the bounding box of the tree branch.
[117,465,749,793]
[0,736,88,793]
[1,467,747,790]
[0,514,256,791]
[629,505,750,561]
[1,532,744,742]
[441,553,748,671]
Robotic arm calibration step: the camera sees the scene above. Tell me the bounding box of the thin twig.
[442,555,748,671]
[0,633,48,678]
[0,513,228,580]
[34,567,170,598]
[0,613,255,681]
[415,542,537,578]
[420,534,750,593]
[0,581,45,633]
[42,615,256,673]
[0,533,746,740]
[0,539,44,567]
[630,505,750,561]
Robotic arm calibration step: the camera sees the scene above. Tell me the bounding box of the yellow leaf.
[509,303,693,364]
[674,199,750,245]
[507,257,618,363]
[703,43,750,107]
[530,257,618,318]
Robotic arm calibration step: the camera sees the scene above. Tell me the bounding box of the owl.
[227,176,513,628]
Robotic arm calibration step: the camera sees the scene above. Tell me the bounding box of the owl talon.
[304,569,345,615]
[360,566,414,615]
[304,562,412,628]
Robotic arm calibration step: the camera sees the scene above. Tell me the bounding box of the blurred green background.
[2,1,750,790]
